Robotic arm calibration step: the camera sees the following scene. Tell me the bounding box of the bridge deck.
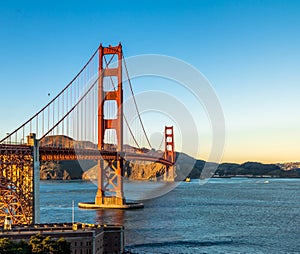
[0,144,173,166]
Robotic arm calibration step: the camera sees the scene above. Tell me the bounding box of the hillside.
[39,135,300,180]
[176,153,300,179]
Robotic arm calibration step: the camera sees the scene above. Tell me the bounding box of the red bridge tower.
[164,126,176,181]
[95,43,126,207]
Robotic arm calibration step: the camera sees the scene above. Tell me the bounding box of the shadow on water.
[127,239,234,248]
[95,209,125,225]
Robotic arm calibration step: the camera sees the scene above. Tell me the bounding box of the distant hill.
[39,135,97,180]
[277,162,300,171]
[38,135,300,180]
[176,152,300,179]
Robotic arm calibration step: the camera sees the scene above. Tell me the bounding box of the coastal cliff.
[81,161,166,181]
[40,155,300,180]
[39,135,300,180]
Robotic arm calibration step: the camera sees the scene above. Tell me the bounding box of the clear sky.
[0,0,299,163]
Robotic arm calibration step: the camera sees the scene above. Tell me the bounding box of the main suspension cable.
[0,48,98,143]
[122,55,152,149]
[40,54,116,141]
[103,56,141,149]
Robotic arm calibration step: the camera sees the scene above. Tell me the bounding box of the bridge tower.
[95,43,125,207]
[164,126,176,181]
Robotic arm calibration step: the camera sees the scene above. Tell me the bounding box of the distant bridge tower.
[164,126,175,181]
[95,43,125,207]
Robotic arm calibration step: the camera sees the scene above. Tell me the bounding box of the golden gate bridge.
[0,43,175,226]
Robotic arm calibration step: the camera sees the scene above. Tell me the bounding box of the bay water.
[40,178,300,253]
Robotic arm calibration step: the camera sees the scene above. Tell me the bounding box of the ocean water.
[40,178,300,253]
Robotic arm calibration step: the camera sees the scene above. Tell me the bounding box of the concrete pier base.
[79,191,144,209]
[95,196,125,206]
[78,201,144,209]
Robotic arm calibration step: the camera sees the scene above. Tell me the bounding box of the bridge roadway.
[0,144,173,166]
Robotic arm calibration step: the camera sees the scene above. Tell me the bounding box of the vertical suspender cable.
[122,55,152,149]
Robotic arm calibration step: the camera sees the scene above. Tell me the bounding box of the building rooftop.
[0,222,124,236]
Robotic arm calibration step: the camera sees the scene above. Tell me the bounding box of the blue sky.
[0,0,299,163]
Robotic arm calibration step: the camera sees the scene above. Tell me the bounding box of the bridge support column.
[79,43,143,209]
[95,158,126,207]
[164,165,176,181]
[95,160,104,202]
[27,133,40,224]
[164,126,176,182]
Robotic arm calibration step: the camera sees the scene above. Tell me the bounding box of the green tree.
[0,234,71,254]
[0,238,30,254]
[54,238,71,254]
[29,233,46,253]
[14,240,31,254]
[0,238,13,253]
[29,234,71,254]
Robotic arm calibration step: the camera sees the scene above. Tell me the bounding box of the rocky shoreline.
[40,154,300,181]
[39,136,300,180]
